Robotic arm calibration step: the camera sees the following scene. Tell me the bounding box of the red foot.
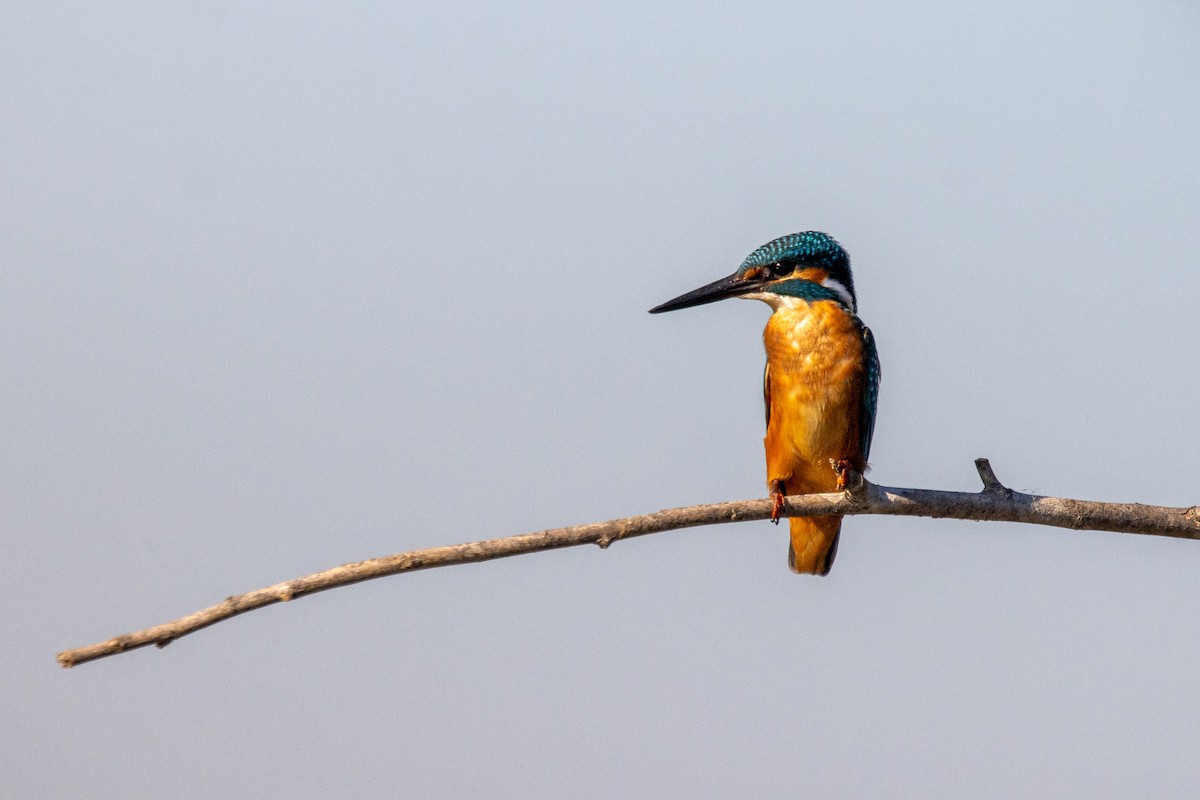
[770,481,786,524]
[834,459,854,491]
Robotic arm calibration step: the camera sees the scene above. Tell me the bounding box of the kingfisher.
[650,231,880,575]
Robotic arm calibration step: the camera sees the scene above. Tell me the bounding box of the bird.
[649,231,880,575]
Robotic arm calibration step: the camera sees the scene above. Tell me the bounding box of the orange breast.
[763,300,866,493]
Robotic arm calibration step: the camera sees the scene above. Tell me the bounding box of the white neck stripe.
[821,277,855,312]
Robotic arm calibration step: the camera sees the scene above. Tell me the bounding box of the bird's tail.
[787,515,842,576]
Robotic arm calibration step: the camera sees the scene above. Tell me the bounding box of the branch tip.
[974,459,1008,495]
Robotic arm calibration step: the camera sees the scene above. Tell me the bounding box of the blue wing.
[859,325,881,464]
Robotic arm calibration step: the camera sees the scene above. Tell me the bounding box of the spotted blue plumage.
[739,231,843,268]
[737,231,857,310]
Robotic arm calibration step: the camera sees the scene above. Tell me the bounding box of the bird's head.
[649,231,856,315]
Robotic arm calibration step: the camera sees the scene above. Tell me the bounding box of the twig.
[56,459,1200,668]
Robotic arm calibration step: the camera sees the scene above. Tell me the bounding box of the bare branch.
[56,460,1200,668]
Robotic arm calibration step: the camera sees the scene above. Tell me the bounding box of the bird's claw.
[770,481,786,524]
[833,459,854,491]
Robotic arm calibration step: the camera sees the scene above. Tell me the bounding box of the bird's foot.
[833,459,854,491]
[769,480,786,524]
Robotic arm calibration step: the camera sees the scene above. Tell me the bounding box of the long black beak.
[648,272,759,314]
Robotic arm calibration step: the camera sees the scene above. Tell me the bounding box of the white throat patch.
[740,290,797,310]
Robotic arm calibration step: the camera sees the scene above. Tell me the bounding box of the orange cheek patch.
[793,268,829,284]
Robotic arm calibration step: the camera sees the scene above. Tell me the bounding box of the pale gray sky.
[6,2,1200,797]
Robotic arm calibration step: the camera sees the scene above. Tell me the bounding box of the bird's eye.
[768,262,792,278]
